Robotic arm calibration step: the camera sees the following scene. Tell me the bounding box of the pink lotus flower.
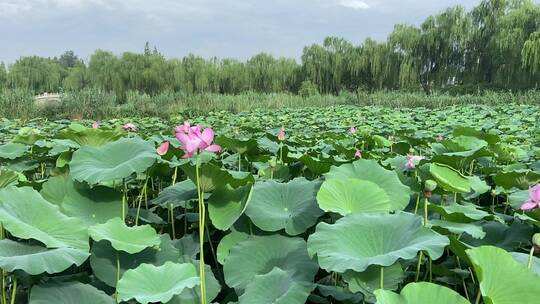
[122,123,137,132]
[405,155,424,170]
[92,121,100,129]
[175,121,221,158]
[521,184,540,211]
[156,141,170,156]
[349,127,357,134]
[277,128,286,141]
[354,149,362,158]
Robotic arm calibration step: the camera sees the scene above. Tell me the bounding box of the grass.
[0,88,537,120]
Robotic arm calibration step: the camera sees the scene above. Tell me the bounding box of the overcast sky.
[0,0,480,64]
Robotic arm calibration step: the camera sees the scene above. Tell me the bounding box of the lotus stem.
[414,194,420,214]
[279,142,283,164]
[172,167,178,185]
[170,203,176,239]
[474,289,482,304]
[196,162,207,304]
[415,251,424,282]
[115,252,120,303]
[238,153,241,171]
[121,179,126,221]
[428,256,433,282]
[9,277,15,304]
[528,246,535,269]
[379,267,384,290]
[423,198,429,226]
[135,176,149,226]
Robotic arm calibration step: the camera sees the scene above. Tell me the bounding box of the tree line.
[1,0,540,98]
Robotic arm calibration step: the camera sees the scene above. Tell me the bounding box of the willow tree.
[7,56,64,93]
[0,63,6,91]
[388,24,422,89]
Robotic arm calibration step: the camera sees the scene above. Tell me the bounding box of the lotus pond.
[0,104,540,304]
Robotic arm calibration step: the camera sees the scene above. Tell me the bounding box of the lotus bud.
[424,180,437,192]
[533,233,540,248]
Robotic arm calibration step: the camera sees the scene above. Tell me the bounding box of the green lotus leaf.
[0,239,89,275]
[0,169,24,188]
[428,220,486,239]
[299,154,333,175]
[166,258,221,304]
[307,212,449,272]
[117,261,200,304]
[465,176,491,199]
[88,218,160,254]
[511,252,540,276]
[90,235,181,287]
[29,282,114,304]
[428,203,490,222]
[493,170,540,190]
[238,268,315,304]
[70,137,157,184]
[181,162,233,192]
[245,178,323,235]
[41,175,124,227]
[215,136,258,154]
[429,163,471,193]
[342,263,405,302]
[325,159,410,211]
[460,221,534,251]
[466,246,540,304]
[217,230,251,264]
[58,127,124,146]
[152,180,197,207]
[374,282,470,304]
[0,186,89,251]
[317,178,391,215]
[0,143,26,160]
[208,184,252,231]
[223,235,318,290]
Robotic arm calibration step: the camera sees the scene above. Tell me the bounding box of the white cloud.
[338,0,370,10]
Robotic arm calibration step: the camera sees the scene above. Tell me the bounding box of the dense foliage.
[0,105,539,303]
[2,0,540,98]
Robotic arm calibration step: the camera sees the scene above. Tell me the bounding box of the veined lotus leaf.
[317,178,391,215]
[245,178,323,235]
[166,257,221,304]
[152,180,197,207]
[299,154,333,175]
[343,263,404,302]
[181,162,234,192]
[88,218,160,254]
[29,282,114,304]
[0,169,24,188]
[208,184,252,231]
[0,186,89,251]
[307,212,449,272]
[465,176,491,199]
[466,246,540,304]
[238,268,315,304]
[493,170,540,190]
[41,175,124,227]
[70,137,157,184]
[90,235,181,287]
[429,163,471,193]
[216,230,251,264]
[374,282,470,304]
[460,221,534,251]
[428,203,490,222]
[428,220,486,239]
[58,126,124,146]
[511,252,540,276]
[117,261,200,304]
[215,136,258,154]
[223,234,318,290]
[325,159,410,211]
[0,143,26,160]
[0,239,89,275]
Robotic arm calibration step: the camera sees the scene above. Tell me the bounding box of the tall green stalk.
[196,162,207,304]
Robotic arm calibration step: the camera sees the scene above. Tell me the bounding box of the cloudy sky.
[0,0,479,64]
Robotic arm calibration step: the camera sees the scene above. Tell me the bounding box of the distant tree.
[58,50,82,69]
[0,63,6,90]
[7,56,63,93]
